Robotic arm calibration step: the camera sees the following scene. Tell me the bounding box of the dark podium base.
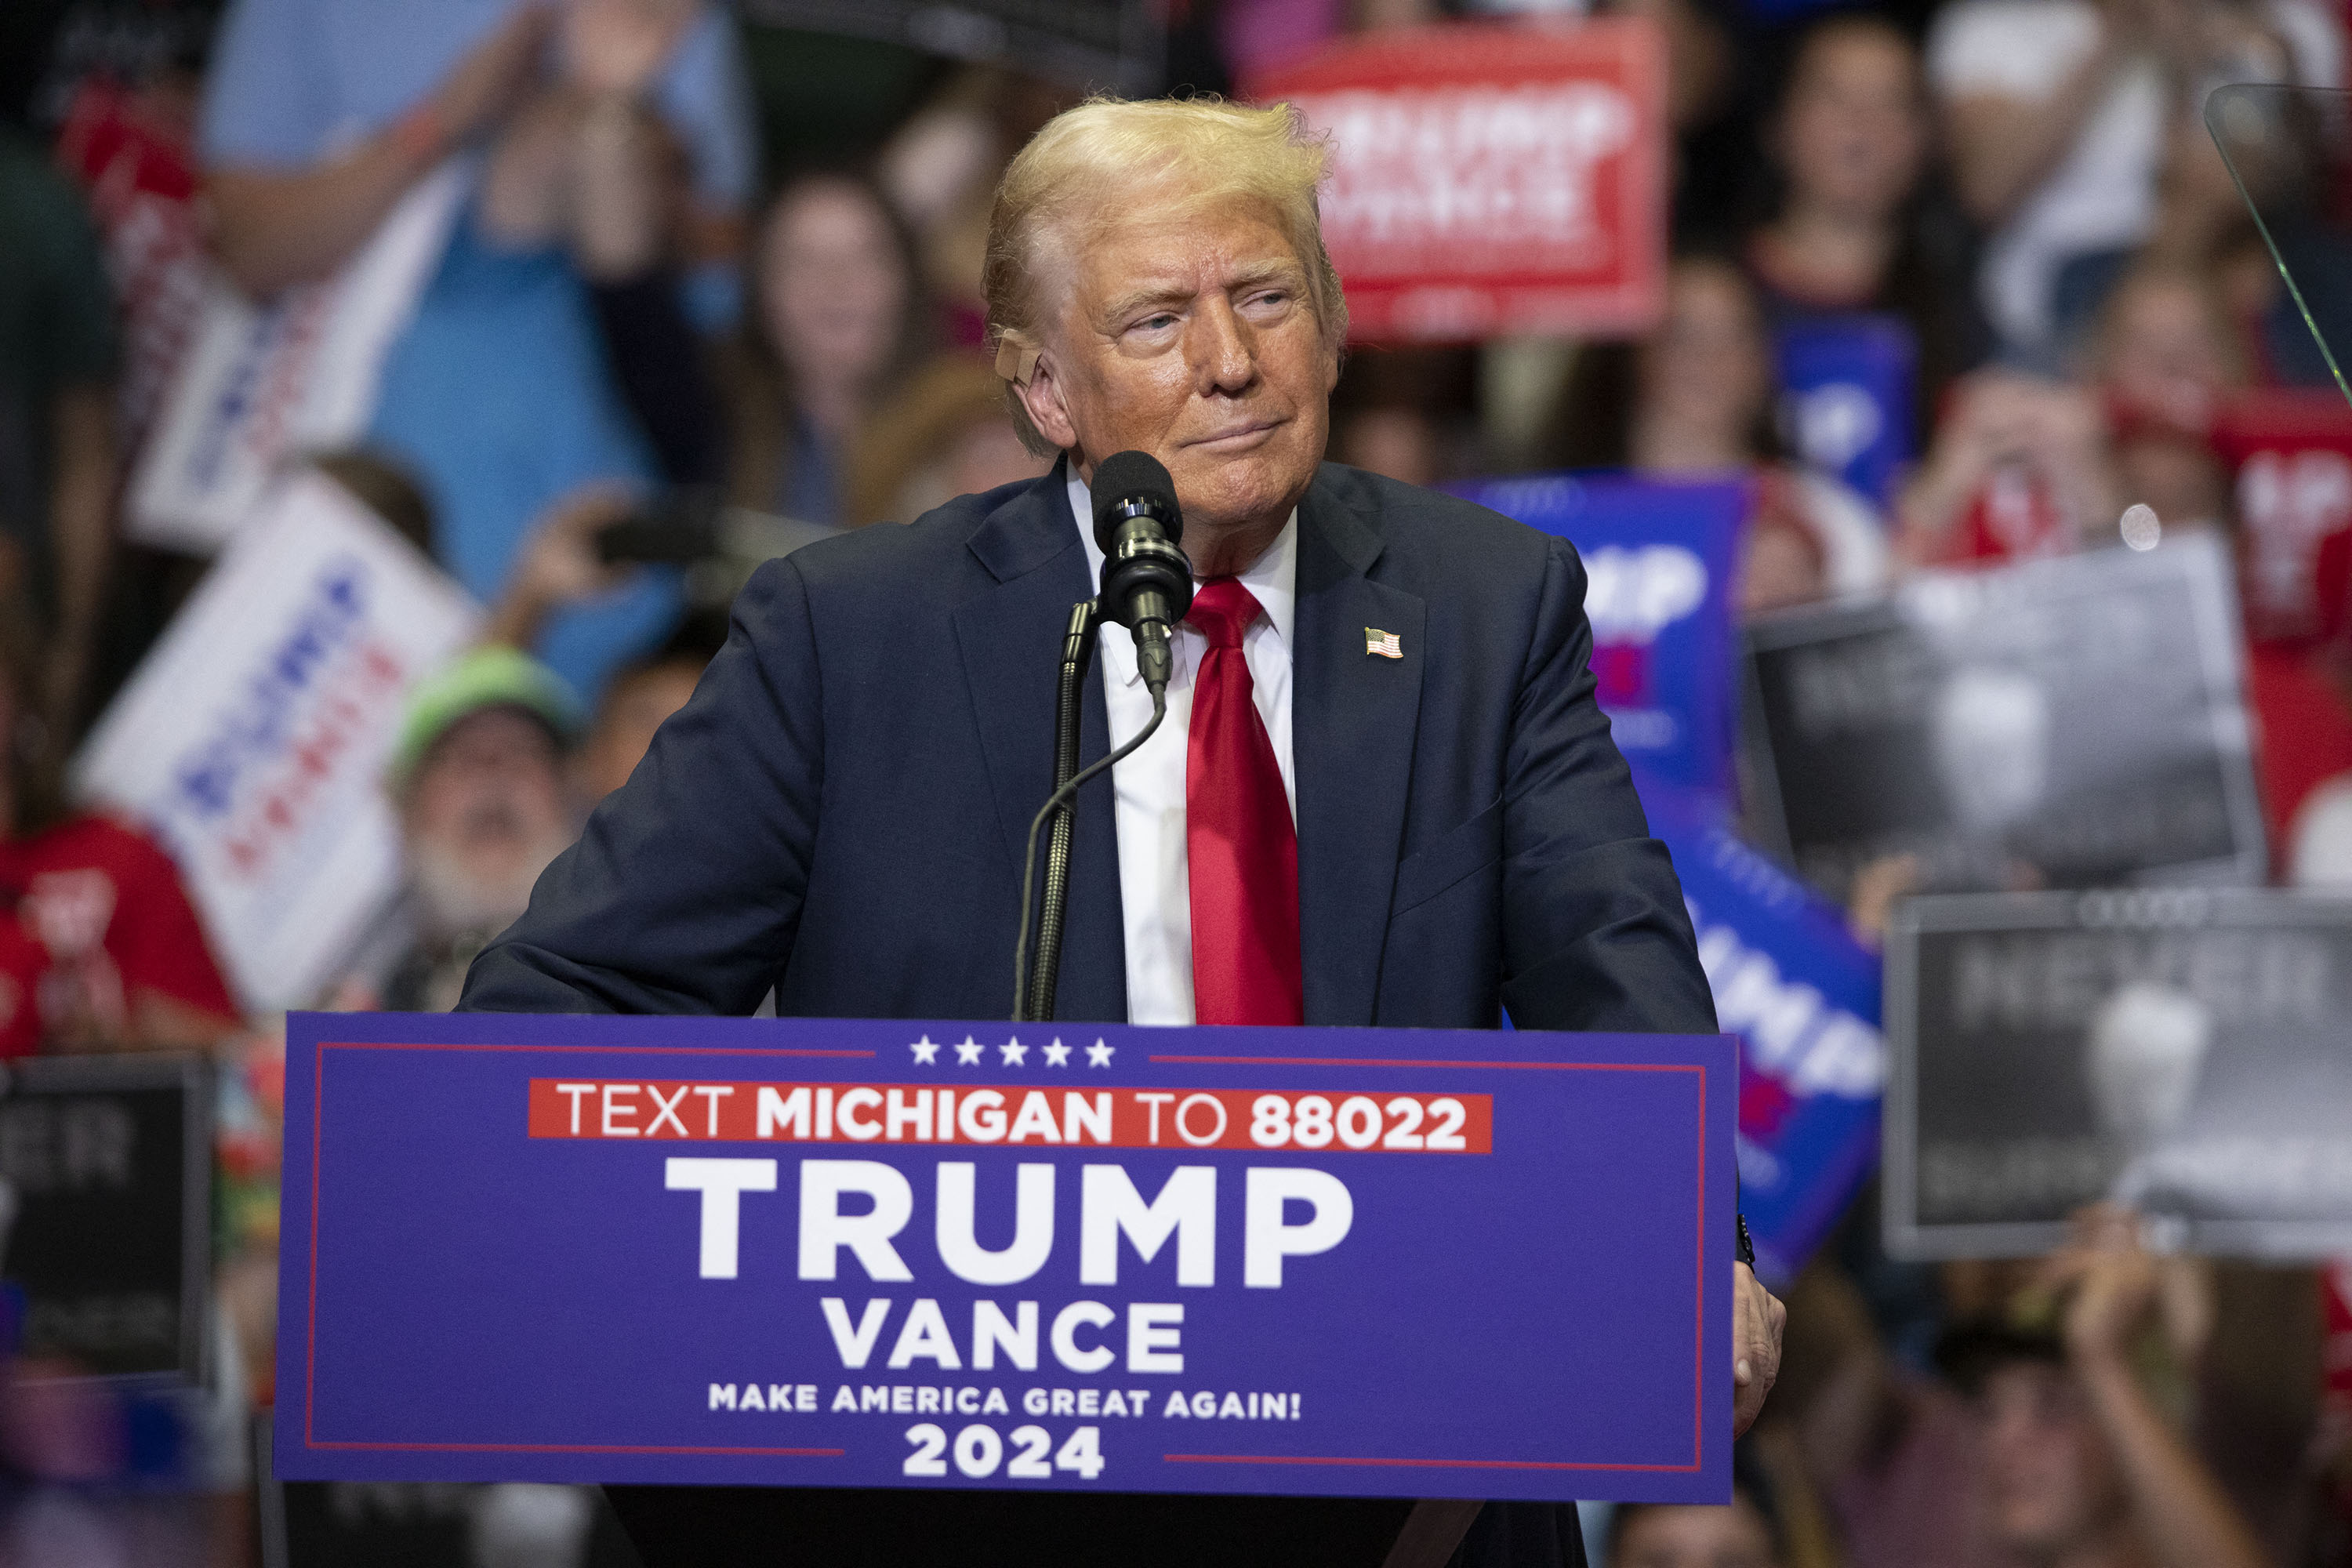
[604,1487,1588,1568]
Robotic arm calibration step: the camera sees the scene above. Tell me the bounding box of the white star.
[1042,1038,1072,1067]
[910,1035,940,1065]
[1086,1039,1115,1068]
[1000,1037,1029,1066]
[954,1036,985,1065]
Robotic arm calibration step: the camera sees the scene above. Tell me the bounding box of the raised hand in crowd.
[480,0,706,279]
[481,483,641,653]
[1844,852,1922,946]
[1896,370,2119,564]
[205,4,555,296]
[564,0,701,100]
[2020,1204,2270,1568]
[1936,0,2142,228]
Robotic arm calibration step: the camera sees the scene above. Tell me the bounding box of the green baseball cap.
[390,644,581,791]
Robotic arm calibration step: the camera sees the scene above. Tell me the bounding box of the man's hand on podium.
[1732,1262,1786,1437]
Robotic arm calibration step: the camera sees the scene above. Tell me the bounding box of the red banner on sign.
[1247,20,1668,343]
[527,1080,1493,1154]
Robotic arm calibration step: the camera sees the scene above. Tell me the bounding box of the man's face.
[1018,193,1338,538]
[402,707,575,928]
[1979,1363,2126,1557]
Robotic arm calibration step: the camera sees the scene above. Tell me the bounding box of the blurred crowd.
[1,0,2351,1563]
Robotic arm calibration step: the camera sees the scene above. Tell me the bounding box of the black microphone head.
[1091,451,1181,555]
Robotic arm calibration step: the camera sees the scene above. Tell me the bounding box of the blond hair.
[983,96,1347,455]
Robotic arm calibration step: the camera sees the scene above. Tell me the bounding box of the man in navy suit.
[463,95,1783,1568]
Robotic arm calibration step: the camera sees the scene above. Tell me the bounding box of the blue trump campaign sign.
[1453,474,1744,802]
[1775,315,1917,510]
[276,1014,1733,1504]
[1646,796,1886,1286]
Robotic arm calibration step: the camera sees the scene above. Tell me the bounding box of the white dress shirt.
[1069,473,1297,1025]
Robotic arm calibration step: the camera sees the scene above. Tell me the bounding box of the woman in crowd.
[0,611,238,1054]
[1548,256,1889,615]
[724,170,931,527]
[1744,13,1982,441]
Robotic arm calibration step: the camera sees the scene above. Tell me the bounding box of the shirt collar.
[1069,470,1297,686]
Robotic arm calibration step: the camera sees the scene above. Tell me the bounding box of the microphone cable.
[1011,684,1167,1022]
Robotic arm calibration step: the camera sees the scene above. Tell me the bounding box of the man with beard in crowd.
[342,645,583,1014]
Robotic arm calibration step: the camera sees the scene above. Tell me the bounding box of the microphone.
[1091,451,1193,696]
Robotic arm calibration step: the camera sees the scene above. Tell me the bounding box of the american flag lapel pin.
[1365,626,1403,659]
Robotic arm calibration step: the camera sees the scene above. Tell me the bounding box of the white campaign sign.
[126,162,467,554]
[75,473,478,1010]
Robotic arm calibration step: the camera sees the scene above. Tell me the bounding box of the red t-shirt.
[0,815,238,1056]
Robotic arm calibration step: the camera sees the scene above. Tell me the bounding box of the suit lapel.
[949,464,1128,1023]
[1292,471,1426,1025]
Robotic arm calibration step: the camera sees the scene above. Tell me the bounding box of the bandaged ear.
[994,339,1041,387]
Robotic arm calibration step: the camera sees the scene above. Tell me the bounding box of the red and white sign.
[2214,388,2352,644]
[54,78,208,453]
[125,162,465,554]
[1248,20,1668,342]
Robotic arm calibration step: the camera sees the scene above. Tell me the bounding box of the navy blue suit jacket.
[459,459,1715,1568]
[462,460,1713,1035]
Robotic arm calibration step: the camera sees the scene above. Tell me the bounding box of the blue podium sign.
[277,1014,1733,1504]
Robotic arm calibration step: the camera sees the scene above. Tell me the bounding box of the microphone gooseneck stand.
[1011,636,1167,1022]
[1024,599,1099,1022]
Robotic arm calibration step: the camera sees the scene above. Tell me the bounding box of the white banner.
[125,162,467,554]
[75,472,479,1011]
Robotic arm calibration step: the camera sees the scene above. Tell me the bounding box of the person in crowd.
[1744,14,1982,441]
[1606,1463,1785,1568]
[1602,0,1763,250]
[475,13,731,487]
[1788,1206,2270,1568]
[722,170,931,527]
[339,645,580,1015]
[1927,0,2169,360]
[0,606,238,1054]
[1327,346,1479,491]
[481,481,642,652]
[1548,256,1889,615]
[571,615,724,802]
[43,0,213,458]
[2051,83,2292,368]
[461,93,1781,1568]
[1895,368,2118,563]
[1955,1211,2271,1568]
[0,127,116,735]
[840,352,1054,527]
[197,0,756,701]
[1929,0,2339,362]
[1899,256,2238,568]
[2089,260,2243,536]
[310,446,669,683]
[877,66,1067,350]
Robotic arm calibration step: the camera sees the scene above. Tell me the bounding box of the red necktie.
[1183,579,1303,1025]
